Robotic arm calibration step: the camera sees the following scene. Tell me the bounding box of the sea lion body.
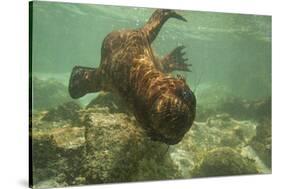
[69,9,196,144]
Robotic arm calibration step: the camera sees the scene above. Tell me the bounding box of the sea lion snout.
[150,92,196,145]
[69,66,101,99]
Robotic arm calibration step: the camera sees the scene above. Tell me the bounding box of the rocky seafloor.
[31,78,271,188]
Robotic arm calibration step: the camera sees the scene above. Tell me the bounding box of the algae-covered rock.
[189,114,256,150]
[216,97,271,121]
[195,84,271,122]
[32,77,72,111]
[31,87,271,188]
[195,84,232,121]
[191,147,259,177]
[82,107,182,184]
[170,115,261,178]
[32,104,182,188]
[41,101,81,123]
[196,94,271,122]
[31,126,86,187]
[250,119,272,168]
[31,115,86,188]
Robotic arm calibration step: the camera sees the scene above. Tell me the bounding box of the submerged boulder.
[32,77,72,111]
[196,95,271,122]
[31,86,271,187]
[250,119,272,169]
[82,107,182,183]
[195,84,271,122]
[216,97,271,121]
[41,101,81,123]
[191,147,259,177]
[170,114,265,178]
[31,127,86,187]
[32,105,182,188]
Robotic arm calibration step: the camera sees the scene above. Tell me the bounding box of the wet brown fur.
[69,9,196,144]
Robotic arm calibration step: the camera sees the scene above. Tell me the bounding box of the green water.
[31,1,271,102]
[30,1,272,188]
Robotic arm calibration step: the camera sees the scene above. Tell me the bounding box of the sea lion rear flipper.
[68,66,101,99]
[161,45,191,73]
[143,9,187,43]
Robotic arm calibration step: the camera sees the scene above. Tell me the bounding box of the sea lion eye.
[182,90,193,101]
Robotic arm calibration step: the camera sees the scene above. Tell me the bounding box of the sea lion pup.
[69,9,196,145]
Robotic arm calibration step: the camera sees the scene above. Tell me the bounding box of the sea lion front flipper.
[68,66,101,99]
[161,45,192,73]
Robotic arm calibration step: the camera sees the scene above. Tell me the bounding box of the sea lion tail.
[68,66,101,99]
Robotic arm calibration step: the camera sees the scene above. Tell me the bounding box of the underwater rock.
[32,179,65,189]
[195,84,271,122]
[196,114,256,148]
[31,125,86,187]
[195,84,232,121]
[196,95,271,122]
[216,97,271,121]
[32,106,182,188]
[191,147,259,177]
[83,107,182,183]
[41,101,81,124]
[250,119,272,168]
[32,135,61,175]
[170,115,261,178]
[253,97,271,121]
[32,77,72,111]
[86,92,130,114]
[31,95,270,187]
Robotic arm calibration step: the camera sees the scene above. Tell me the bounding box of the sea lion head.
[150,78,196,145]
